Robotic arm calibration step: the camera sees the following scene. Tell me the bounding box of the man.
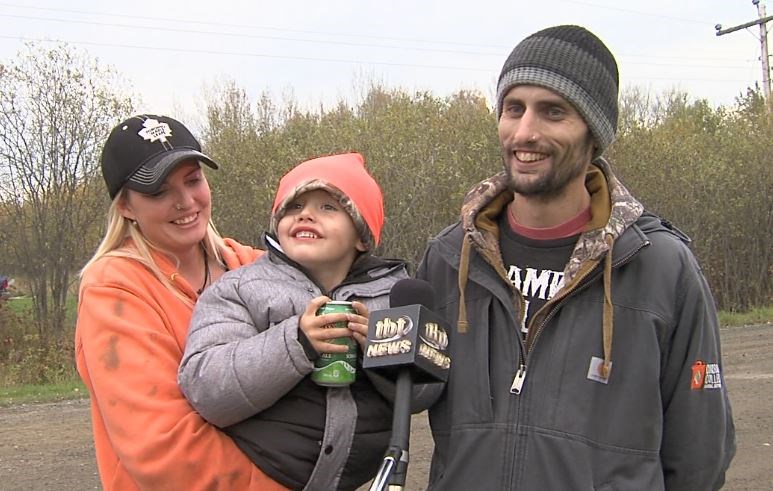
[417,25,735,490]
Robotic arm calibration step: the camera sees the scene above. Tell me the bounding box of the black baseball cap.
[100,114,219,199]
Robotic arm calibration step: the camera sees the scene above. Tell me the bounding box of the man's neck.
[509,175,591,229]
[508,205,591,240]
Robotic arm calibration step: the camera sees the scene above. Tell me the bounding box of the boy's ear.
[355,239,368,253]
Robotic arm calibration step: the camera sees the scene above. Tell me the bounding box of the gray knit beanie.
[496,25,619,157]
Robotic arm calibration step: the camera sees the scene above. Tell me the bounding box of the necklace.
[197,245,210,295]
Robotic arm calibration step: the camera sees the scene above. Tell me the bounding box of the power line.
[624,60,754,69]
[715,0,771,101]
[557,0,719,25]
[0,20,756,68]
[1,34,757,75]
[0,2,751,64]
[621,54,756,63]
[0,13,505,57]
[1,34,757,85]
[0,35,495,72]
[0,2,508,50]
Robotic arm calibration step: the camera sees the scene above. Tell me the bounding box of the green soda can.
[311,301,358,386]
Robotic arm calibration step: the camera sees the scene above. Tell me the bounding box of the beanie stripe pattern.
[496,26,619,157]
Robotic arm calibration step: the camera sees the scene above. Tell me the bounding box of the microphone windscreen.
[389,278,435,310]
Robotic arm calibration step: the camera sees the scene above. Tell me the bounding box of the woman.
[75,114,286,490]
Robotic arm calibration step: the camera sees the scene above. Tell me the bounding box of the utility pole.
[715,0,772,101]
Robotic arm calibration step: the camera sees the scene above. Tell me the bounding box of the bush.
[0,300,78,386]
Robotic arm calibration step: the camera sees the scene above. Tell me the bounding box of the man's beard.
[502,140,593,201]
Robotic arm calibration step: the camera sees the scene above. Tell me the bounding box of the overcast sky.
[0,0,769,123]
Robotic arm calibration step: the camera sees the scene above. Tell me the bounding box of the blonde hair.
[81,188,227,306]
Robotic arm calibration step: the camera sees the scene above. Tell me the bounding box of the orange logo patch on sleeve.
[691,360,707,390]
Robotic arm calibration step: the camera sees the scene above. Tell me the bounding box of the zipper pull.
[510,365,527,394]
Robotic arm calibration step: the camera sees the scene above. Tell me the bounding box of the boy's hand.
[347,301,370,350]
[299,296,353,354]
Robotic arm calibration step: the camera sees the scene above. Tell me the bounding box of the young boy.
[179,152,408,491]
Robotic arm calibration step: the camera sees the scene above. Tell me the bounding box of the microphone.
[364,278,450,491]
[363,278,451,383]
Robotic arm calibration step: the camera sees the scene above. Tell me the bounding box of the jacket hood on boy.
[270,153,384,250]
[456,157,644,376]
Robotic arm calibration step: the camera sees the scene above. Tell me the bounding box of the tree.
[610,87,772,311]
[203,81,500,268]
[0,42,134,337]
[200,80,770,312]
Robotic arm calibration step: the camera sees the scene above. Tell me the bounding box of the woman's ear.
[117,194,136,221]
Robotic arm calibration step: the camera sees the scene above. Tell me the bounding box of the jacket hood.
[455,157,644,378]
[460,157,643,278]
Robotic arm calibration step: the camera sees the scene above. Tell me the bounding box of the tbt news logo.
[364,305,451,383]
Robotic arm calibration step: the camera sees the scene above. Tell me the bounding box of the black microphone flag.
[363,278,450,383]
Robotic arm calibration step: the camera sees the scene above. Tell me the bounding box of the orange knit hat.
[270,153,384,249]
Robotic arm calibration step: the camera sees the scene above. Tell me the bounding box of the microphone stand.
[369,369,412,491]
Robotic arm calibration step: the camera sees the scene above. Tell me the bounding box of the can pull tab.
[510,365,526,394]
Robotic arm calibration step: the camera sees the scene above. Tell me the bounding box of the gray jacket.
[417,160,735,490]
[179,241,409,491]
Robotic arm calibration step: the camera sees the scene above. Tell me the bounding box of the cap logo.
[138,118,172,143]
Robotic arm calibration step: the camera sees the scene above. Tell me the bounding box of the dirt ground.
[1,324,771,490]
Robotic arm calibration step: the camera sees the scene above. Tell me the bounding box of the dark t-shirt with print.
[498,212,578,337]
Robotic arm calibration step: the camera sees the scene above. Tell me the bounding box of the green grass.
[3,296,33,314]
[3,295,78,324]
[0,379,87,407]
[718,305,772,328]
